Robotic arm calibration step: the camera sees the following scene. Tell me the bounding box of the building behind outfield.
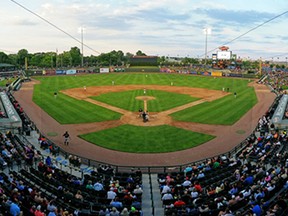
[129,55,158,66]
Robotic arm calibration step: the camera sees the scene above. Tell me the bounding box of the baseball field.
[29,73,258,153]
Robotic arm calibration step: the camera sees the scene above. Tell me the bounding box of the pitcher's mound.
[136,96,156,100]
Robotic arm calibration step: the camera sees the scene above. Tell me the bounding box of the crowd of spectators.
[2,70,288,215]
[158,71,288,215]
[261,70,288,94]
[0,90,144,215]
[159,142,287,215]
[1,143,143,215]
[0,130,42,169]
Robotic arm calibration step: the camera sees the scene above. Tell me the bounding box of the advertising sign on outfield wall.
[43,70,56,75]
[56,70,66,75]
[229,73,243,77]
[100,68,109,73]
[200,71,211,76]
[66,69,77,75]
[211,71,222,77]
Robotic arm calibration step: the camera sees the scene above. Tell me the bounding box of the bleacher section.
[157,95,288,215]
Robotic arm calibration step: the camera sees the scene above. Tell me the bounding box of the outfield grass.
[33,73,255,125]
[91,89,199,112]
[31,73,257,153]
[33,85,121,124]
[171,87,257,125]
[79,124,215,153]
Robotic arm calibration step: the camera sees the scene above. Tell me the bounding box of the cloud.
[199,9,274,25]
[1,0,287,58]
[11,17,39,26]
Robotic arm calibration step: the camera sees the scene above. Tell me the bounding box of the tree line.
[1,47,285,70]
[0,48,153,68]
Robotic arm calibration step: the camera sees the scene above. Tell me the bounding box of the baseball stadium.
[1,1,288,216]
[1,66,288,216]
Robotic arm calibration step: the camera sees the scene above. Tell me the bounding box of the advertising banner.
[189,71,197,75]
[66,69,76,75]
[44,70,56,75]
[211,71,222,77]
[229,73,243,77]
[100,68,109,73]
[56,70,66,75]
[201,71,211,76]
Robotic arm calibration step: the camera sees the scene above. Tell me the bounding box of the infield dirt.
[61,85,228,126]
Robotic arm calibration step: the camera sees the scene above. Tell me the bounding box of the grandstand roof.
[0,63,14,67]
[131,55,157,59]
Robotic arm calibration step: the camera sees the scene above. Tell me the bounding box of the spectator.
[35,205,45,216]
[133,185,143,195]
[251,203,262,216]
[9,201,21,216]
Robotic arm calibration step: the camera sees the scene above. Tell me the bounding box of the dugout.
[270,94,288,130]
[0,92,22,133]
[0,63,19,77]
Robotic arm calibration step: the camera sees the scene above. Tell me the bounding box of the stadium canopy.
[0,63,14,67]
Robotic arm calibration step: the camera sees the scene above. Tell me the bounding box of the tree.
[136,50,146,56]
[30,53,45,67]
[17,49,29,67]
[157,56,166,65]
[69,47,81,67]
[62,51,72,67]
[8,54,18,65]
[40,54,53,68]
[0,52,9,63]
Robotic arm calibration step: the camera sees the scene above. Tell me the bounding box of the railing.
[13,120,257,174]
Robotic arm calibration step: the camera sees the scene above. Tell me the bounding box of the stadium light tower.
[203,27,211,66]
[78,27,85,67]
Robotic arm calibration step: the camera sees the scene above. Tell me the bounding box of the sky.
[0,0,288,61]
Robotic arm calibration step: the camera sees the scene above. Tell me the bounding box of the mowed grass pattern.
[33,73,254,125]
[33,85,121,124]
[32,73,257,152]
[171,87,257,125]
[92,89,199,112]
[79,124,215,153]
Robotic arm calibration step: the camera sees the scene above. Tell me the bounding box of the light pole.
[56,49,58,69]
[81,27,84,67]
[203,28,211,66]
[78,27,85,67]
[259,57,262,76]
